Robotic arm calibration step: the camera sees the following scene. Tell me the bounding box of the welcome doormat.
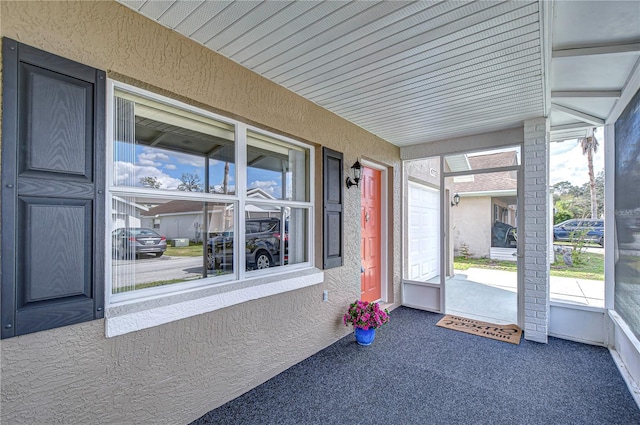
[436,315,522,345]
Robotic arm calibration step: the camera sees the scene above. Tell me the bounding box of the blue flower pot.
[354,327,376,346]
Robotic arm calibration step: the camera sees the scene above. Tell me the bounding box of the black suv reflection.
[207,218,288,271]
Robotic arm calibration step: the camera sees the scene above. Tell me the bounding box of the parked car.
[553,219,604,246]
[492,221,517,248]
[112,227,167,259]
[207,218,288,271]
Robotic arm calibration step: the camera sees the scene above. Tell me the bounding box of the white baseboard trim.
[609,348,640,409]
[608,310,640,409]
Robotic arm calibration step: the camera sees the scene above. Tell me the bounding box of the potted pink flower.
[343,300,390,346]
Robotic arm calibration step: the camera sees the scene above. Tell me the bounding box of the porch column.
[523,118,550,343]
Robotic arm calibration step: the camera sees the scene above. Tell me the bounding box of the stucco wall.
[452,196,492,258]
[0,2,401,424]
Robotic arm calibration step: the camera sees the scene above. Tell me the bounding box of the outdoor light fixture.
[451,193,461,207]
[346,159,362,189]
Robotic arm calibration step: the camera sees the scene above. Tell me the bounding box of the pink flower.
[343,300,390,330]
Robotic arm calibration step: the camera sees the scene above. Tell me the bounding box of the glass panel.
[403,156,443,285]
[111,196,234,294]
[445,171,518,324]
[405,181,440,283]
[615,90,640,340]
[113,90,235,193]
[549,134,605,308]
[444,146,520,174]
[209,158,235,194]
[243,205,308,271]
[246,131,309,201]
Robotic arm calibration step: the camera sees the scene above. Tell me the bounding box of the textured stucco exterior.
[452,197,492,258]
[0,2,401,424]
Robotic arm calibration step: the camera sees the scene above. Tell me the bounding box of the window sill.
[105,267,324,337]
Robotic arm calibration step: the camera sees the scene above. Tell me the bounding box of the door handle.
[365,211,370,222]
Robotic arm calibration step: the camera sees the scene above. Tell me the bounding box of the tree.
[222,162,229,194]
[577,127,600,218]
[552,181,574,197]
[552,173,604,223]
[139,176,162,188]
[178,173,202,192]
[578,171,604,218]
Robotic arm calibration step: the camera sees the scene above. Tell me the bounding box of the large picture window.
[109,84,312,299]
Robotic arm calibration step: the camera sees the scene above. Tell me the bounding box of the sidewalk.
[446,268,604,324]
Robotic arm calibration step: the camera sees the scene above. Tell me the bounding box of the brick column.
[523,118,550,343]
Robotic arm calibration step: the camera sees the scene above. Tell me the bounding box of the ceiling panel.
[553,0,640,49]
[550,98,617,121]
[156,1,204,28]
[117,1,638,148]
[551,55,640,91]
[215,1,322,57]
[138,0,173,19]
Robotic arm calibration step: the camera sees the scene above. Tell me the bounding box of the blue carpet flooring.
[191,307,640,425]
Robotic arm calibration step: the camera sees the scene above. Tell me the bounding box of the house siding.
[0,2,401,424]
[452,196,492,258]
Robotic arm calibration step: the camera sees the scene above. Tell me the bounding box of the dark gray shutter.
[1,38,105,338]
[323,148,344,269]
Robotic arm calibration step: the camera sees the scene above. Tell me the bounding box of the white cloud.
[137,151,170,167]
[249,180,279,195]
[250,180,277,189]
[113,161,182,190]
[164,164,177,170]
[138,158,160,166]
[550,127,605,186]
[172,151,204,168]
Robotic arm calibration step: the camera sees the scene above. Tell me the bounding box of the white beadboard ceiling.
[117,0,640,147]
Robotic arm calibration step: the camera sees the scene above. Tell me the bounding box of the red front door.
[361,166,381,302]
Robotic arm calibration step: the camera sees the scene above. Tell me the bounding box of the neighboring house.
[140,188,280,242]
[1,3,639,425]
[450,152,518,260]
[111,196,149,230]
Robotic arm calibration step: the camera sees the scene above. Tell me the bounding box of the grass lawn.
[165,242,205,257]
[113,277,196,293]
[454,251,604,281]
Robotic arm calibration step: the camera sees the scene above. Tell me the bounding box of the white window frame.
[104,80,321,337]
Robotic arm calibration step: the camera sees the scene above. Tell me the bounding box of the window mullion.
[237,124,248,281]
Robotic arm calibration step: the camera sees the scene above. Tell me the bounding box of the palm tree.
[222,162,229,194]
[578,127,599,219]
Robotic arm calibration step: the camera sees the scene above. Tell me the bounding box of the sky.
[116,128,605,194]
[549,127,604,187]
[114,143,283,197]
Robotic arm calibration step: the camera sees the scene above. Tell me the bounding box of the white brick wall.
[523,118,550,343]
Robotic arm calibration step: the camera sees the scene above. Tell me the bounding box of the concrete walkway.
[445,267,604,325]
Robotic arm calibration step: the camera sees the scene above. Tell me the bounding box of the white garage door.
[407,182,440,282]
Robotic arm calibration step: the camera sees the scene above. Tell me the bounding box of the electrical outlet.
[322,290,329,302]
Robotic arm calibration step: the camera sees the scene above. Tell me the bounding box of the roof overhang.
[116,0,640,148]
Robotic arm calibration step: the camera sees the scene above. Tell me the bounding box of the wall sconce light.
[451,193,461,207]
[346,159,362,189]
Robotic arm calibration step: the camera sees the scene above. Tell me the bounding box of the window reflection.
[205,205,308,273]
[246,131,309,201]
[111,196,235,294]
[113,90,235,193]
[444,146,521,173]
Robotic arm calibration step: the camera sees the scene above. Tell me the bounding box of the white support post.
[523,118,550,343]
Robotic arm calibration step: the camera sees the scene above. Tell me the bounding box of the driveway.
[112,255,205,285]
[446,267,604,324]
